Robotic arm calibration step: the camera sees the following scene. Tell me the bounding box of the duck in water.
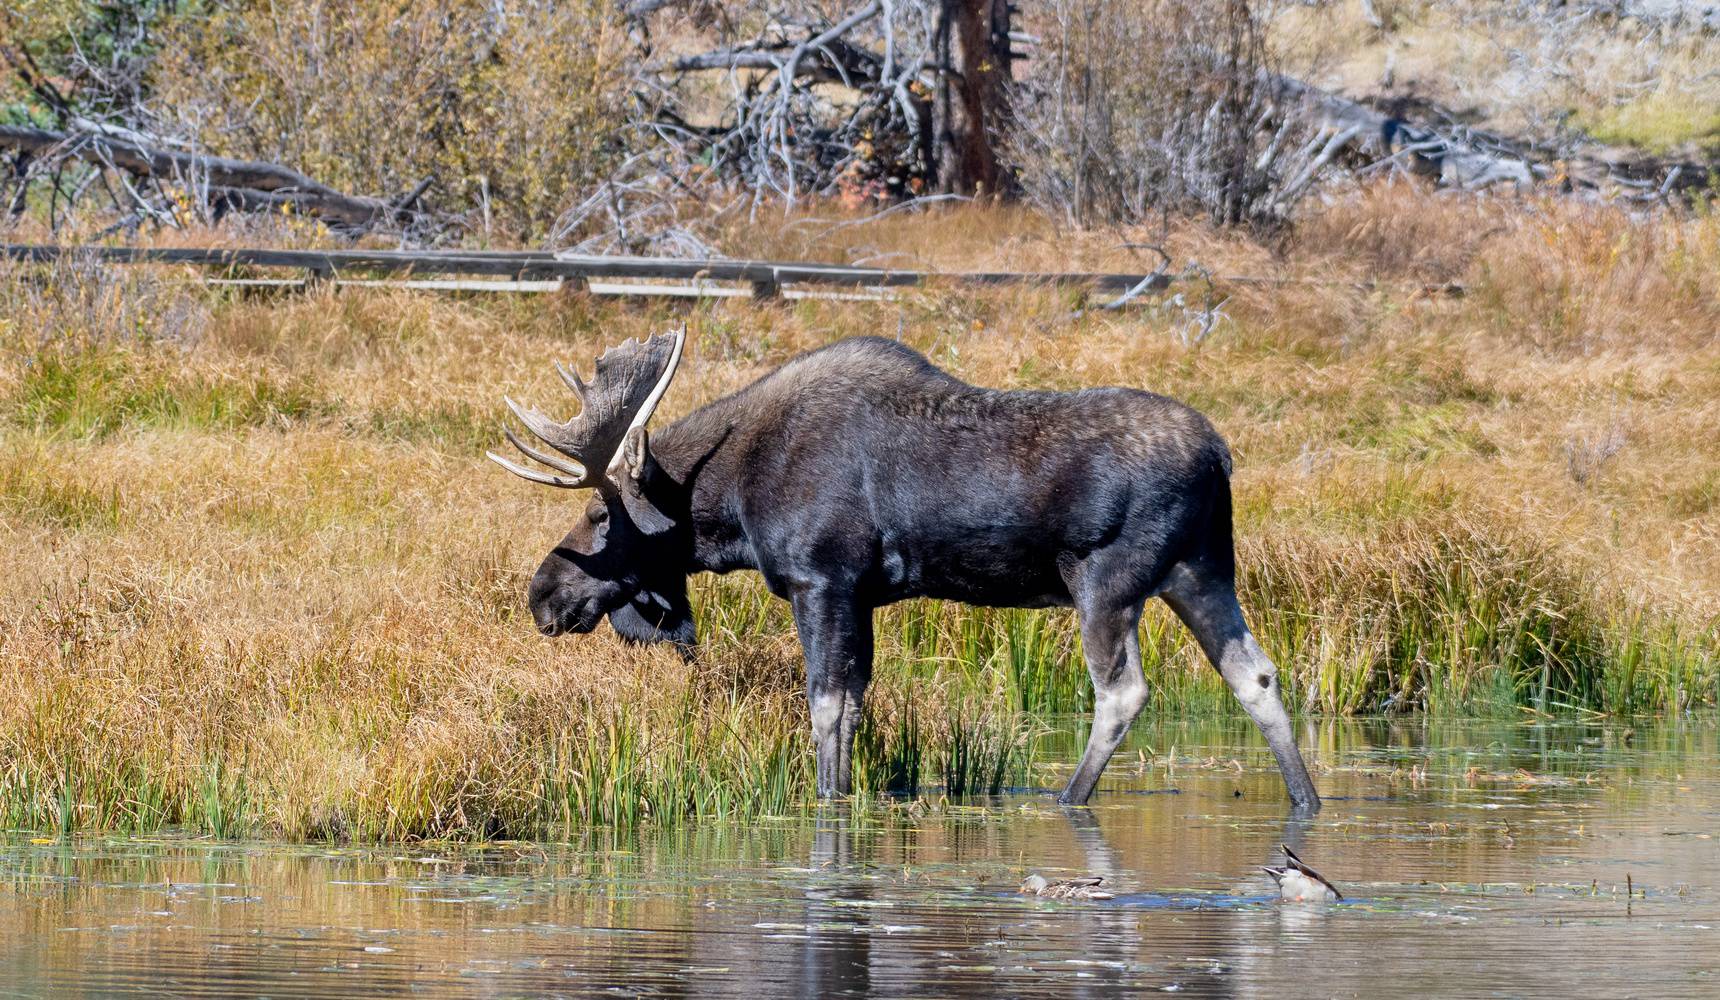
[1020,874,1117,900]
[1261,844,1342,902]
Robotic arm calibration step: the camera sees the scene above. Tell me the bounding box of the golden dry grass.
[1,187,1716,839]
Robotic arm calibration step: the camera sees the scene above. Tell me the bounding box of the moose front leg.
[790,585,874,798]
[1059,598,1149,806]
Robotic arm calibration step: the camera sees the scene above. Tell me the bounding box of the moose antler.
[489,327,686,490]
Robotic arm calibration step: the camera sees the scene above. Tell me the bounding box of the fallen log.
[202,185,421,229]
[0,124,417,230]
[1262,70,1537,192]
[0,242,1176,293]
[1259,66,1711,204]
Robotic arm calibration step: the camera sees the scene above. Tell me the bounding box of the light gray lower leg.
[1163,573,1320,811]
[792,586,872,799]
[1059,606,1148,806]
[1225,628,1320,811]
[809,687,846,797]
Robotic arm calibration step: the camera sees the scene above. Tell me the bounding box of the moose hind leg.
[791,585,873,798]
[1058,599,1148,806]
[1161,565,1321,811]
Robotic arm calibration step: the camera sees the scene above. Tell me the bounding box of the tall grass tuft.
[880,602,1087,715]
[854,701,924,797]
[937,700,1042,796]
[1239,513,1718,715]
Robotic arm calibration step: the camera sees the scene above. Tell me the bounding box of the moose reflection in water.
[491,329,1320,810]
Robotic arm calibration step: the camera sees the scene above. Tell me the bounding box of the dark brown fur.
[525,336,1319,808]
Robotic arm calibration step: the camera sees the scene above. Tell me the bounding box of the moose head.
[487,328,695,651]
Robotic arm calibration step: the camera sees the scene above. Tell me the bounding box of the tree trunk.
[935,0,1013,197]
[1213,0,1264,227]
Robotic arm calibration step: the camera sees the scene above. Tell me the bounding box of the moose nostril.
[534,591,596,637]
[531,589,566,634]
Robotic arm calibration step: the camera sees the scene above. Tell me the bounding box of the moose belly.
[877,525,1072,608]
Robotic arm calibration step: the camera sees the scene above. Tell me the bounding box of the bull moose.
[490,329,1320,811]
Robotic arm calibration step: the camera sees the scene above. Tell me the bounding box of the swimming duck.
[1020,874,1117,900]
[1261,844,1342,902]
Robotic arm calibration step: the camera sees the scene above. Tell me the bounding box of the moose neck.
[646,396,758,576]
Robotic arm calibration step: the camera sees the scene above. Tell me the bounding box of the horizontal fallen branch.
[0,242,1175,294]
[0,124,422,230]
[0,243,1466,303]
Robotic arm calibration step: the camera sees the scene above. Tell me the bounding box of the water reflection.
[798,810,872,997]
[1,717,1717,997]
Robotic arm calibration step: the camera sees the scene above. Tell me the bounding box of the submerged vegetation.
[1,190,1717,839]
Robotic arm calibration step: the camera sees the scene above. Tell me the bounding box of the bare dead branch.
[0,123,423,230]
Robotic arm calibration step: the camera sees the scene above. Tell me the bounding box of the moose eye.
[586,503,608,525]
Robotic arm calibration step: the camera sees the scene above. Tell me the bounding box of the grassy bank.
[1,190,1717,839]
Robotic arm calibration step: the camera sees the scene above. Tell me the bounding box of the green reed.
[1241,521,1718,717]
[3,525,1713,844]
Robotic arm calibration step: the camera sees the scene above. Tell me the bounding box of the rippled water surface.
[4,717,1718,997]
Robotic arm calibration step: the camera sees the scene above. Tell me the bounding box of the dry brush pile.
[0,189,1716,839]
[7,0,1716,249]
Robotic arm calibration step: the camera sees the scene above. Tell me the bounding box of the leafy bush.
[151,0,631,241]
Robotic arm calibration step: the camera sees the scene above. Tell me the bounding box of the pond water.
[3,717,1718,997]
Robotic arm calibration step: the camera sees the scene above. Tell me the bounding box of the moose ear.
[620,485,674,535]
[620,426,651,482]
[615,426,675,534]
